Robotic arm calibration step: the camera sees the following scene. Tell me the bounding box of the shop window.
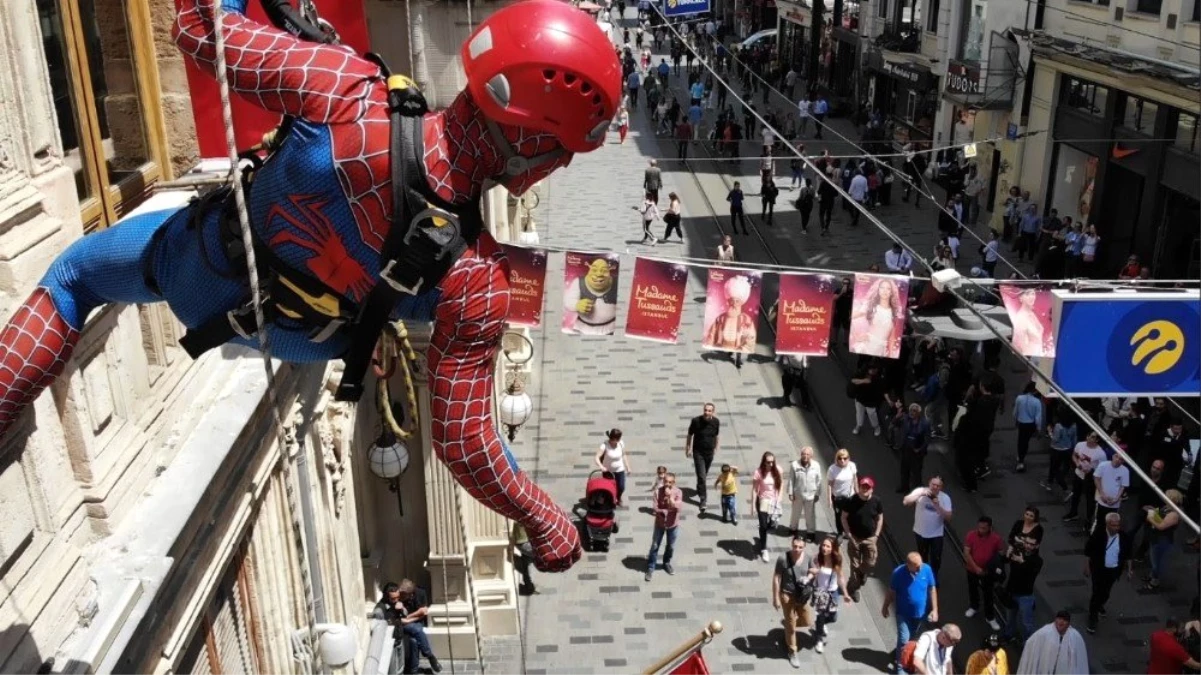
[37,0,165,232]
[1176,112,1198,153]
[926,0,941,32]
[1121,95,1158,134]
[1061,76,1108,117]
[1193,0,1200,21]
[1132,0,1162,14]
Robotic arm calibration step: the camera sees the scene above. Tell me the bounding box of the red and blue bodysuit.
[0,0,621,571]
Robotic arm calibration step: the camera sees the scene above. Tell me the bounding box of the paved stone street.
[479,12,1198,674]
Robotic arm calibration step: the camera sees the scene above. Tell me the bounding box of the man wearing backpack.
[773,535,814,669]
[883,552,939,674]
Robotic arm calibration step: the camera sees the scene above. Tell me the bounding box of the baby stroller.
[574,470,619,551]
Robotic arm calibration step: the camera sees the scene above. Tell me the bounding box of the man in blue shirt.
[883,552,939,673]
[627,70,641,107]
[1013,381,1044,473]
[690,80,705,106]
[657,58,670,84]
[812,94,829,139]
[1017,203,1041,262]
[688,103,703,139]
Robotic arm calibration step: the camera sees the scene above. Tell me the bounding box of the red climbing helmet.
[461,0,622,154]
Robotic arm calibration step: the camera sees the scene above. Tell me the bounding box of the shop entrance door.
[1098,163,1143,271]
[1154,189,1201,279]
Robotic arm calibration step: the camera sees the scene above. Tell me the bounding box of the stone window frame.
[47,0,170,232]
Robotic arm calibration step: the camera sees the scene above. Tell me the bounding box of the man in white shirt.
[1064,432,1107,526]
[761,125,775,152]
[885,243,914,274]
[797,95,812,138]
[848,171,869,227]
[788,446,822,540]
[912,624,961,675]
[784,68,797,98]
[1092,453,1130,533]
[903,477,953,577]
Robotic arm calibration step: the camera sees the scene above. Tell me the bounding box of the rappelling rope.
[210,4,320,671]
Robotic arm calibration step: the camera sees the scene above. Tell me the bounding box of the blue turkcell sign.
[1053,296,1201,396]
[663,0,710,18]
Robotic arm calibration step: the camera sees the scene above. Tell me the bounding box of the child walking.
[715,464,741,524]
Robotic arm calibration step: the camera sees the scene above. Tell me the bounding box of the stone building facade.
[0,0,527,671]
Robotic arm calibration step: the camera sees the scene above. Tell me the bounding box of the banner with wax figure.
[664,0,711,18]
[500,245,549,328]
[702,269,763,353]
[1000,284,1056,357]
[562,251,622,336]
[849,274,909,359]
[625,258,689,343]
[1043,290,1200,396]
[775,274,838,356]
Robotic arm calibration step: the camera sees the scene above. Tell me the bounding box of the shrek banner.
[500,244,548,327]
[562,251,621,336]
[702,268,763,353]
[775,273,838,356]
[624,257,689,343]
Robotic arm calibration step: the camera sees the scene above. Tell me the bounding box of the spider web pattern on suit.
[431,236,581,570]
[0,289,79,438]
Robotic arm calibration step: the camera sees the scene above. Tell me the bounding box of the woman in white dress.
[851,278,903,357]
[594,428,632,505]
[1009,288,1049,356]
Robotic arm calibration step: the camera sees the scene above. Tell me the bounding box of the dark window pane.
[1177,113,1198,152]
[1136,0,1162,13]
[37,0,93,201]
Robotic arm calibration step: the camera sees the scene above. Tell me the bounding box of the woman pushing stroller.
[595,428,634,506]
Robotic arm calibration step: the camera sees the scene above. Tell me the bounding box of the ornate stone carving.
[315,398,353,517]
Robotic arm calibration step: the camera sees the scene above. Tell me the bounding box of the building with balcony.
[1,0,527,672]
[1007,0,1200,277]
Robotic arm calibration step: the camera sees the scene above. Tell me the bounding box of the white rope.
[209,3,320,668]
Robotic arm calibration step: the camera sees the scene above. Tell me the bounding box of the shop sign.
[664,0,710,18]
[882,60,926,87]
[782,8,808,25]
[945,60,981,96]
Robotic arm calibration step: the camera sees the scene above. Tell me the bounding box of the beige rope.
[209,4,320,670]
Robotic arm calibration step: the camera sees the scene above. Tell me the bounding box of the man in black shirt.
[686,402,721,513]
[842,476,884,602]
[371,580,443,674]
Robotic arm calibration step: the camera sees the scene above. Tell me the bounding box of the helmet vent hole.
[564,73,578,86]
[592,94,601,105]
[543,69,556,81]
[580,82,593,94]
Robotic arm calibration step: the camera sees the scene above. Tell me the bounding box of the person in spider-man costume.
[0,0,620,572]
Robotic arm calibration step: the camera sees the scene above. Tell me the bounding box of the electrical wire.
[651,6,1201,533]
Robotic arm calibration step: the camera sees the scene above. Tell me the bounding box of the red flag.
[668,650,710,675]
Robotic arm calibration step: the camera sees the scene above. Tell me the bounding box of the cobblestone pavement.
[481,11,1197,674]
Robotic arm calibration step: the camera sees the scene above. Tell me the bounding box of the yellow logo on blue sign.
[1130,320,1185,375]
[667,0,677,6]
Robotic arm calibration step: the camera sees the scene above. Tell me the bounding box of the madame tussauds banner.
[702,268,763,353]
[500,244,548,327]
[562,251,622,336]
[624,257,689,343]
[775,273,838,356]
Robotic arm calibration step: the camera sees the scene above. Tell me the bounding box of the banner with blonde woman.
[500,244,548,327]
[775,273,838,356]
[701,269,763,353]
[1000,284,1057,357]
[624,257,690,343]
[849,274,909,359]
[562,251,622,336]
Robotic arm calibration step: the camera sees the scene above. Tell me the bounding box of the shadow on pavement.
[730,628,800,659]
[620,555,647,573]
[717,538,758,561]
[757,395,790,410]
[839,646,893,672]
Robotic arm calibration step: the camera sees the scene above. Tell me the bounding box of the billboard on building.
[664,0,711,18]
[1037,290,1201,397]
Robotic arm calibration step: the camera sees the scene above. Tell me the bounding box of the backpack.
[900,640,919,673]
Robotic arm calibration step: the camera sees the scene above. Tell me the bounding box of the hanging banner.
[500,244,549,328]
[664,0,711,18]
[1000,284,1056,358]
[624,258,689,343]
[849,274,909,359]
[562,251,622,336]
[702,269,763,353]
[775,273,838,356]
[1039,290,1201,397]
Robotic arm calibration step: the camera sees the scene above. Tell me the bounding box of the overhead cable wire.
[652,7,1201,533]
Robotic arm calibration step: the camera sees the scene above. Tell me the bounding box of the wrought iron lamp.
[498,331,535,441]
[367,426,410,516]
